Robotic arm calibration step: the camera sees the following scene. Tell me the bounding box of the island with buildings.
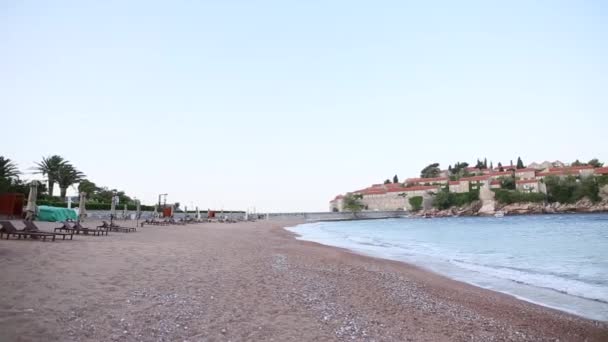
[330,159,608,216]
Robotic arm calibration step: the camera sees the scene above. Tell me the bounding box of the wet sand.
[0,219,606,341]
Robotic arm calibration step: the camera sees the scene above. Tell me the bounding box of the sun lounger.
[0,220,56,241]
[74,221,109,235]
[23,220,73,240]
[54,221,107,236]
[99,221,136,233]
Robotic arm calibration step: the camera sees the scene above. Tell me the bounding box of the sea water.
[286,214,608,321]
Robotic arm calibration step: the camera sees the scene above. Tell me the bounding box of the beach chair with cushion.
[23,220,74,240]
[0,221,56,241]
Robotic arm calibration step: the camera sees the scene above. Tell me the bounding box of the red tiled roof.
[362,189,387,195]
[516,179,538,184]
[459,175,492,182]
[448,181,460,185]
[490,180,501,185]
[394,185,440,192]
[488,171,512,176]
[514,168,537,172]
[536,170,571,177]
[405,177,448,183]
[595,167,608,174]
[549,165,594,172]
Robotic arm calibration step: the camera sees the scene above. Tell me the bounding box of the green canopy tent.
[37,205,78,222]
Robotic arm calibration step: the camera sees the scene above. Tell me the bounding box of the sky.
[1,1,607,212]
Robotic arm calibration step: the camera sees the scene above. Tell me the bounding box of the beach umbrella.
[110,196,117,219]
[78,192,87,222]
[25,181,38,221]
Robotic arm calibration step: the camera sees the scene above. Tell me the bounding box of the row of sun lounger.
[0,220,137,242]
[0,217,221,242]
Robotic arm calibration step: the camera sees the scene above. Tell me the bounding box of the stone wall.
[360,193,408,211]
[267,210,407,222]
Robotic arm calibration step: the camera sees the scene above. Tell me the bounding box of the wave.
[450,260,608,304]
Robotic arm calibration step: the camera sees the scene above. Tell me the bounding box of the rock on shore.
[414,198,608,217]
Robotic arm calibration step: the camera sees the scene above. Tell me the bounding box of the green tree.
[500,176,516,190]
[408,196,423,211]
[450,162,469,176]
[393,175,399,183]
[56,163,85,200]
[343,194,364,213]
[483,158,488,169]
[78,179,99,196]
[544,175,600,203]
[571,159,584,166]
[0,156,20,180]
[489,161,493,170]
[475,159,484,169]
[516,157,525,169]
[35,155,67,197]
[497,162,504,172]
[384,179,391,184]
[420,163,441,178]
[588,158,603,168]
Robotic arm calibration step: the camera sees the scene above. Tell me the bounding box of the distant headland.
[331,158,608,216]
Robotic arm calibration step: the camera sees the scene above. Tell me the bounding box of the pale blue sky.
[2,1,607,212]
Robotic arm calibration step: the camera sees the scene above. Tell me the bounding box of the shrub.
[500,176,516,190]
[545,175,600,203]
[493,189,546,204]
[432,190,479,209]
[409,196,423,211]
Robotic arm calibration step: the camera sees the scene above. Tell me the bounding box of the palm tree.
[0,156,20,180]
[35,155,66,197]
[56,163,85,200]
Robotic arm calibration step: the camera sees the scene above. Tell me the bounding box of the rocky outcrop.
[413,198,608,217]
[600,185,608,201]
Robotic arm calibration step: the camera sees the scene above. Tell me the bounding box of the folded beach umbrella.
[136,200,141,219]
[153,204,158,218]
[110,196,117,219]
[24,181,38,221]
[123,204,128,218]
[78,192,87,222]
[196,206,200,220]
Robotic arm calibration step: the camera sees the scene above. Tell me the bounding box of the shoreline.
[287,222,607,321]
[1,219,606,341]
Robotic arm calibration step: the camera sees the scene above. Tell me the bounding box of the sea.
[286,213,608,321]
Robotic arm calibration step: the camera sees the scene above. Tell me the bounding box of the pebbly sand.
[0,219,607,342]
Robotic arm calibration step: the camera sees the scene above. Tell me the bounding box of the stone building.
[330,162,606,212]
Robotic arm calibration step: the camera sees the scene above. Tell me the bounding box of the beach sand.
[0,219,606,341]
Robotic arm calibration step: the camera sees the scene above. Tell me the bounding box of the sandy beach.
[0,219,606,342]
